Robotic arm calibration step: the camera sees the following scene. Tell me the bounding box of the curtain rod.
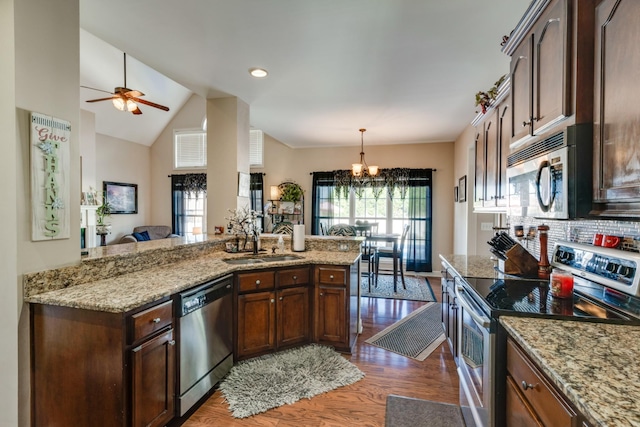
[168,172,266,177]
[308,168,437,175]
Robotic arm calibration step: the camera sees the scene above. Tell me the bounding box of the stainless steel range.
[455,241,640,427]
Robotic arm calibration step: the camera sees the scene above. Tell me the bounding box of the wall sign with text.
[30,112,71,241]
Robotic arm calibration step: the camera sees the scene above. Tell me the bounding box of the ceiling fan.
[82,53,170,115]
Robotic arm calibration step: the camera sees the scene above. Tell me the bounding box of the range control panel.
[552,241,640,297]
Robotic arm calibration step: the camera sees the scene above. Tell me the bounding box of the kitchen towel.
[293,224,305,251]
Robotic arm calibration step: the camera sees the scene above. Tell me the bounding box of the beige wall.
[95,134,152,244]
[1,0,18,425]
[11,0,80,425]
[80,109,97,191]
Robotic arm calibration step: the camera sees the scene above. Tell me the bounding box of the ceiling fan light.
[126,99,137,112]
[112,97,126,111]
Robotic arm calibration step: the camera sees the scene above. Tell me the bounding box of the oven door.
[507,147,567,219]
[456,285,494,427]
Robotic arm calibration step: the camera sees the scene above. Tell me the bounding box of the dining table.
[366,233,401,292]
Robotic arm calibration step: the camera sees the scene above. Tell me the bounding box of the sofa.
[119,225,179,244]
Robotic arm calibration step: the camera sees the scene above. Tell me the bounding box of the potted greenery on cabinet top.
[279,182,303,202]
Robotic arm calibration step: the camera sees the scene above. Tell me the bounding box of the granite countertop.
[26,237,361,314]
[501,316,640,427]
[439,254,497,279]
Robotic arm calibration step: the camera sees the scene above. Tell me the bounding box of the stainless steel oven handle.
[456,286,491,328]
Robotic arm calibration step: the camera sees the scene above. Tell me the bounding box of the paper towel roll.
[293,224,306,252]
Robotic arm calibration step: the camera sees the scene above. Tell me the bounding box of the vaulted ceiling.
[79,0,530,148]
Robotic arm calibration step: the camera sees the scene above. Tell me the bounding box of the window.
[171,174,207,236]
[250,130,264,167]
[174,130,206,169]
[311,169,433,272]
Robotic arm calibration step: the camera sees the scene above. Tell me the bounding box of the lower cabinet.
[314,263,359,353]
[31,299,175,427]
[505,337,579,427]
[235,267,311,360]
[440,266,458,363]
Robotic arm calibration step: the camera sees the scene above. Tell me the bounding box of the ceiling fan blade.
[85,97,116,103]
[131,97,170,112]
[131,106,143,115]
[81,85,114,95]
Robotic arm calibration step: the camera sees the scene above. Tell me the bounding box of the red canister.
[550,268,574,298]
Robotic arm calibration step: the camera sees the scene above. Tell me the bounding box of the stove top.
[461,276,640,321]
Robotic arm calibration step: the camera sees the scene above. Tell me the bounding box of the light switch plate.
[480,222,494,231]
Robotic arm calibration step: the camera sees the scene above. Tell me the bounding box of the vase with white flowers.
[225,207,262,252]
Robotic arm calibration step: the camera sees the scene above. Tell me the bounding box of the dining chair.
[354,221,378,285]
[326,224,357,236]
[319,222,327,236]
[374,224,410,289]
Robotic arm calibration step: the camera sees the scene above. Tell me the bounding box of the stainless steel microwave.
[506,124,592,219]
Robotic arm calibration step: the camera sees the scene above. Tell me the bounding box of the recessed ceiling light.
[249,68,268,78]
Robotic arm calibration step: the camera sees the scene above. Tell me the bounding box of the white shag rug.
[218,344,365,418]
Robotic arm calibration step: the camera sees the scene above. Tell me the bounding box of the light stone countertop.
[25,236,362,314]
[439,254,497,279]
[501,316,640,427]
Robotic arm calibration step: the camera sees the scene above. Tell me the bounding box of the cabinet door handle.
[152,317,161,323]
[255,279,261,286]
[168,340,176,346]
[279,296,283,301]
[521,381,535,390]
[329,275,334,280]
[292,275,297,281]
[522,120,531,127]
[319,292,324,296]
[270,299,275,303]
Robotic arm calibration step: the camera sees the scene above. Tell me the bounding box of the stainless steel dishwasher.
[176,274,234,416]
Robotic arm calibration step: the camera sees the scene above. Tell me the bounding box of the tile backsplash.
[507,216,640,260]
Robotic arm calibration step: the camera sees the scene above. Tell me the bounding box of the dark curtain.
[405,169,433,272]
[250,173,265,231]
[171,175,187,235]
[311,172,336,235]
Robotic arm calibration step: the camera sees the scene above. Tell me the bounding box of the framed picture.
[458,175,467,203]
[238,172,250,197]
[104,181,138,214]
[454,186,459,202]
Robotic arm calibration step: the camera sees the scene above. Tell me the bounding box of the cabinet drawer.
[277,267,310,288]
[238,271,275,293]
[506,339,577,427]
[317,267,346,285]
[130,300,173,343]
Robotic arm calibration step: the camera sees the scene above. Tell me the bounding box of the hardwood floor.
[182,276,459,427]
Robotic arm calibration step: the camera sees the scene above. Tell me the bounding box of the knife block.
[502,244,539,278]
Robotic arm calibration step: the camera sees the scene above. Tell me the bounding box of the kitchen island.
[26,234,363,427]
[501,316,640,427]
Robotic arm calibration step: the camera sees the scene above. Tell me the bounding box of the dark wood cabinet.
[592,0,640,214]
[473,95,510,212]
[131,328,176,427]
[314,264,359,353]
[440,266,458,363]
[235,267,311,360]
[31,299,175,427]
[507,0,570,146]
[505,337,578,427]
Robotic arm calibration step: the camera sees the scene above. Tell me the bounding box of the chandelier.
[351,128,379,178]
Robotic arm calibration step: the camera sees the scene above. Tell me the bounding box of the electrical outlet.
[480,222,494,231]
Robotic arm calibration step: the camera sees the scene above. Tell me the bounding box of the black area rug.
[385,395,465,427]
[361,275,436,302]
[365,302,445,360]
[218,344,365,418]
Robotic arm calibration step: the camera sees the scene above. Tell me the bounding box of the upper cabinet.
[592,0,640,215]
[502,0,595,151]
[473,81,510,212]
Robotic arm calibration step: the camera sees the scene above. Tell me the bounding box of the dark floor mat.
[385,395,466,427]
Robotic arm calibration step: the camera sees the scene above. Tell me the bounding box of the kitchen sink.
[223,255,303,265]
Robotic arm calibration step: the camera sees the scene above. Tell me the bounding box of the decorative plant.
[279,182,304,202]
[225,207,262,250]
[475,74,506,114]
[96,194,113,226]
